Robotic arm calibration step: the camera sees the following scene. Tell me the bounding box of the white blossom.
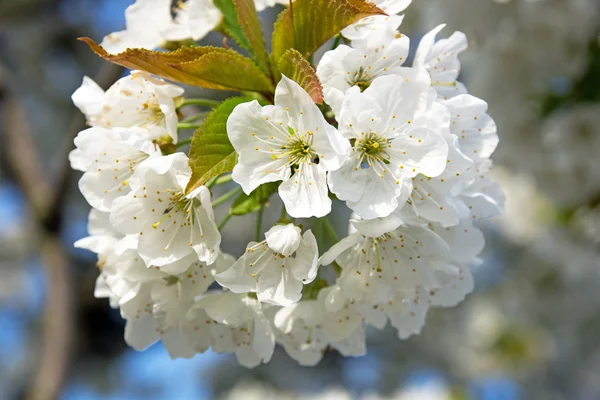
[459,160,505,221]
[90,224,235,358]
[317,26,410,117]
[216,224,318,306]
[427,220,483,307]
[70,127,161,212]
[72,72,184,142]
[192,291,276,368]
[227,76,350,218]
[341,0,412,40]
[273,290,366,366]
[328,72,449,219]
[413,24,468,100]
[100,0,222,54]
[75,209,123,307]
[444,94,499,163]
[320,223,450,307]
[110,153,221,270]
[360,287,432,340]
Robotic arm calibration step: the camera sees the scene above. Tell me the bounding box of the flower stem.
[180,98,221,108]
[206,174,233,189]
[313,218,324,248]
[217,213,232,230]
[212,187,242,207]
[331,34,342,50]
[181,112,209,123]
[175,138,192,148]
[177,123,201,130]
[322,217,339,243]
[255,206,264,242]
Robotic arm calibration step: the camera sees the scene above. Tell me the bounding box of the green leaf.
[214,0,271,76]
[186,96,252,194]
[271,0,385,62]
[278,49,323,104]
[214,0,252,51]
[234,0,271,74]
[79,38,273,93]
[230,182,279,216]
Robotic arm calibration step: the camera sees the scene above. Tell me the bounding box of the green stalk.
[177,123,201,130]
[313,218,324,250]
[181,112,209,123]
[255,206,264,242]
[322,217,339,243]
[331,34,342,50]
[206,174,233,190]
[180,98,221,108]
[217,213,232,230]
[212,187,242,207]
[175,138,192,148]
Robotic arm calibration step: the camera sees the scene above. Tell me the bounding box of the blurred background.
[1,0,600,399]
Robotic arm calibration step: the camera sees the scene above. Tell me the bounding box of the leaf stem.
[217,213,232,230]
[322,217,339,244]
[180,98,221,108]
[181,112,209,123]
[175,138,192,148]
[313,218,324,249]
[212,187,242,207]
[255,206,264,242]
[177,123,201,130]
[206,174,233,189]
[331,34,342,50]
[279,203,288,221]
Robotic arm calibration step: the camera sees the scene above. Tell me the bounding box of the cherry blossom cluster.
[72,0,504,367]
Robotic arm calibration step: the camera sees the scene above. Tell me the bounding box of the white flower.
[392,99,474,227]
[94,229,234,358]
[110,153,221,269]
[70,127,161,212]
[387,287,431,339]
[162,0,223,43]
[320,224,449,307]
[459,160,505,221]
[74,209,121,266]
[193,291,276,368]
[317,26,410,116]
[414,24,468,100]
[328,72,449,219]
[100,0,222,54]
[227,76,350,218]
[273,291,366,366]
[216,224,318,306]
[427,220,483,307]
[72,72,184,142]
[444,94,499,163]
[318,285,368,349]
[75,209,124,307]
[341,0,412,40]
[358,287,431,339]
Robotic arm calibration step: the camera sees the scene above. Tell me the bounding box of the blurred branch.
[1,60,121,400]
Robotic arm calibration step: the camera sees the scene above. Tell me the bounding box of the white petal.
[162,329,196,359]
[350,211,404,238]
[319,232,362,266]
[279,163,331,218]
[287,229,319,283]
[265,223,302,256]
[256,267,303,306]
[72,76,105,120]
